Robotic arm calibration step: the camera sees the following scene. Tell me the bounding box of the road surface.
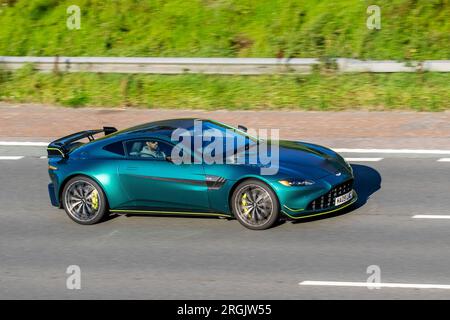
[1,145,450,299]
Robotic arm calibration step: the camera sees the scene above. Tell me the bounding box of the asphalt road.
[1,146,450,299]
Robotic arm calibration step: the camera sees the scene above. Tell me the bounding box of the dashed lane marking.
[0,156,24,160]
[334,148,450,155]
[412,215,450,220]
[345,158,383,162]
[0,141,48,146]
[300,280,450,290]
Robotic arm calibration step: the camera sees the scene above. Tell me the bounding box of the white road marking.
[412,215,450,219]
[1,143,450,155]
[334,148,450,155]
[0,154,446,162]
[0,141,49,146]
[0,156,24,160]
[345,158,383,162]
[299,280,450,290]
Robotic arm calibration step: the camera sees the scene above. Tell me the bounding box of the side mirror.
[238,125,248,132]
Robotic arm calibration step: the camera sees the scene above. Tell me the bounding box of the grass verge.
[0,66,449,111]
[0,0,448,60]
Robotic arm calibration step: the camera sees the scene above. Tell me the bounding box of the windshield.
[206,120,259,142]
[185,120,259,158]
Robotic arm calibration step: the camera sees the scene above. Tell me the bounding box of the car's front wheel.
[62,176,107,225]
[231,179,279,230]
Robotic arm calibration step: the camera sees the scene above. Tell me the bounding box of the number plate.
[335,191,353,206]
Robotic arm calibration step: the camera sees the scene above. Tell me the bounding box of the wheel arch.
[58,173,109,209]
[227,176,280,215]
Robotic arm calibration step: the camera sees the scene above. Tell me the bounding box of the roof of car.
[90,118,206,145]
[119,118,200,135]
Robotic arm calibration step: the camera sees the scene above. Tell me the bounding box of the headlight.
[336,154,352,171]
[279,179,315,187]
[343,158,352,172]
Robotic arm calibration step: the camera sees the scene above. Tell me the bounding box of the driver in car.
[140,140,167,160]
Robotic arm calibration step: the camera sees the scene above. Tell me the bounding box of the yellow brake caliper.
[91,189,99,210]
[241,193,251,219]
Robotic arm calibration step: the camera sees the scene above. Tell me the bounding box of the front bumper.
[281,190,357,220]
[275,171,357,219]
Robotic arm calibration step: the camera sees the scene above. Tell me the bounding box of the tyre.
[62,176,108,225]
[231,179,279,230]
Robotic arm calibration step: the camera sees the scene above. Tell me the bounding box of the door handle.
[125,166,138,170]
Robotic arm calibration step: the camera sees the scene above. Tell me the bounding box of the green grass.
[0,0,448,111]
[1,66,448,111]
[0,0,448,60]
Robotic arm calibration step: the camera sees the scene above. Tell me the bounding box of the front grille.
[307,179,353,211]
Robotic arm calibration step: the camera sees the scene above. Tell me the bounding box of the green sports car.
[47,118,357,230]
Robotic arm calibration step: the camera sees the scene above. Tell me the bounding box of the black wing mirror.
[165,156,174,163]
[238,125,248,132]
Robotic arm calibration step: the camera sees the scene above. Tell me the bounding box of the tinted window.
[103,141,125,156]
[125,139,173,160]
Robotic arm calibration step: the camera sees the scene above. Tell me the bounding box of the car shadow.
[106,211,233,222]
[120,213,229,220]
[289,164,381,224]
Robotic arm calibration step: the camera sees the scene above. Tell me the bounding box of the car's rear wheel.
[231,179,279,230]
[62,176,107,225]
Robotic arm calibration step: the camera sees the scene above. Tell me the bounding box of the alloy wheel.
[64,180,101,222]
[234,184,274,228]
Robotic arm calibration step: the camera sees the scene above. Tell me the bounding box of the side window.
[103,141,125,156]
[125,139,173,160]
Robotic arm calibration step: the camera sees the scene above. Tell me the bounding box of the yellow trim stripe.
[110,209,230,217]
[282,196,357,220]
[282,205,304,212]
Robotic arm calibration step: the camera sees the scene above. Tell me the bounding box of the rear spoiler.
[47,126,117,157]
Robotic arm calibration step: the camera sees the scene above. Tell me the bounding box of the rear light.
[47,147,65,158]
